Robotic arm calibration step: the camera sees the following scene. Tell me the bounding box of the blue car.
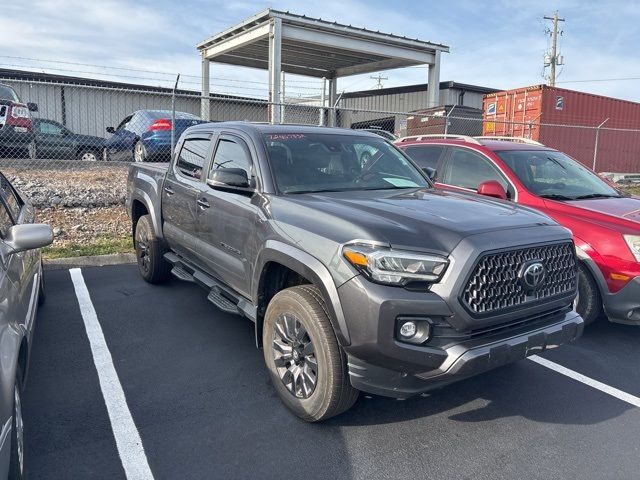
[104,110,204,162]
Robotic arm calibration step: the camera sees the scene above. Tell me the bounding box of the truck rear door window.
[176,138,209,180]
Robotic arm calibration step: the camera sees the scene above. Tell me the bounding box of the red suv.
[0,83,37,159]
[396,134,640,326]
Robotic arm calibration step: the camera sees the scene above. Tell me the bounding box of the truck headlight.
[624,235,640,262]
[343,244,448,285]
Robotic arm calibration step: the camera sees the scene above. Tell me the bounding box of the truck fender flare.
[254,240,351,346]
[130,190,163,240]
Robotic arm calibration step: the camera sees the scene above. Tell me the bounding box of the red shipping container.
[483,85,640,173]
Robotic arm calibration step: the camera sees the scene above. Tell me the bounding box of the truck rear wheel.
[575,263,602,325]
[263,285,358,422]
[135,214,170,284]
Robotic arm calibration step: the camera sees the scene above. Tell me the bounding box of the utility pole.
[370,74,388,89]
[543,11,565,87]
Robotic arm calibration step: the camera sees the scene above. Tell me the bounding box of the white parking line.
[70,268,155,480]
[529,355,640,408]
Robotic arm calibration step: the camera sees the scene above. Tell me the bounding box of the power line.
[0,55,323,85]
[556,77,640,84]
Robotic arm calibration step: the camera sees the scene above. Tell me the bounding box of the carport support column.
[327,77,337,127]
[201,53,211,121]
[427,50,441,108]
[268,17,283,124]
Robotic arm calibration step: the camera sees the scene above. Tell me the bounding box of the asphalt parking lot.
[24,264,640,480]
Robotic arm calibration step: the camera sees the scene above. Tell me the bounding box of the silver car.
[0,172,52,479]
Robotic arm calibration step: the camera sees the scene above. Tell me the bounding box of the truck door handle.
[164,186,174,196]
[197,198,210,209]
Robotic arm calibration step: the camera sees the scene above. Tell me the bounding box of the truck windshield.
[0,85,19,102]
[262,133,429,194]
[497,150,621,200]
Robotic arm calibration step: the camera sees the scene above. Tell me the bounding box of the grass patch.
[43,236,133,259]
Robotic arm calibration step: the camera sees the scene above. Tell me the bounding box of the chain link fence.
[0,75,638,252]
[2,76,639,171]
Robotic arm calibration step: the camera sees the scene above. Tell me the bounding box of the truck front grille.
[462,242,576,316]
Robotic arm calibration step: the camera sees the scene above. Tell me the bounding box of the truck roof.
[187,121,380,137]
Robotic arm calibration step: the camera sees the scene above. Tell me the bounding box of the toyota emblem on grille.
[520,261,546,290]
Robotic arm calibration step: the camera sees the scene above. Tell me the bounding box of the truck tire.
[135,214,170,284]
[575,263,602,325]
[263,285,358,422]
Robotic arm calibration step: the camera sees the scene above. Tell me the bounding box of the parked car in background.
[104,110,204,162]
[33,119,104,161]
[127,123,583,421]
[0,171,52,479]
[355,127,398,142]
[0,84,38,160]
[397,135,640,326]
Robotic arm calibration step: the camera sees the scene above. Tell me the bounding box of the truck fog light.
[399,321,417,338]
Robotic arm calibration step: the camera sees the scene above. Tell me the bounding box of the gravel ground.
[3,165,130,246]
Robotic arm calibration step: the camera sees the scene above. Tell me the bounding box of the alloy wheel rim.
[134,143,144,162]
[272,313,318,399]
[15,386,24,475]
[136,226,150,273]
[81,152,97,161]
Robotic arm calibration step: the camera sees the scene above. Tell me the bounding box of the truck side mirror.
[422,167,437,181]
[477,180,508,200]
[106,126,115,134]
[27,102,38,112]
[207,168,250,190]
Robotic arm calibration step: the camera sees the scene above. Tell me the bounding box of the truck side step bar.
[163,252,257,322]
[207,288,240,315]
[171,265,195,283]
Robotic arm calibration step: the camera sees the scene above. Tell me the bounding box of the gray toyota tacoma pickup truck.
[126,122,583,421]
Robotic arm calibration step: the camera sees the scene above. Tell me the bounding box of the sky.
[2,0,640,102]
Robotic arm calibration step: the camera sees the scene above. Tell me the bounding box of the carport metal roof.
[197,9,449,78]
[196,9,449,123]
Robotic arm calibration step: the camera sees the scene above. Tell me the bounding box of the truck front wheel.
[135,214,170,284]
[263,285,359,421]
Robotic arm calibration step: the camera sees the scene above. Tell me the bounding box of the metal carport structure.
[196,9,449,124]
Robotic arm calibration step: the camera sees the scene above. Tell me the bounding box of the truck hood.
[563,196,640,223]
[271,188,556,253]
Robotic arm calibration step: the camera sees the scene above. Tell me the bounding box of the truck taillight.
[10,105,30,119]
[149,119,172,131]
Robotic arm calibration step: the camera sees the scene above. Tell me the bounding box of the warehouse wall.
[0,79,268,138]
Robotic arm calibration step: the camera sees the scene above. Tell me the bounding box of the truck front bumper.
[338,274,583,398]
[347,310,583,398]
[603,276,640,325]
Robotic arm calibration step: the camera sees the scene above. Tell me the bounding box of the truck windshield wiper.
[286,185,422,194]
[572,193,620,200]
[539,193,575,200]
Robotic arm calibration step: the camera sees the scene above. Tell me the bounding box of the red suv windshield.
[0,85,19,102]
[496,149,621,200]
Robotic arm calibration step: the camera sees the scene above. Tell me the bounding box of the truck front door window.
[209,137,252,179]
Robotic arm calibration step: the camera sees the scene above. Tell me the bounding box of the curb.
[44,253,136,270]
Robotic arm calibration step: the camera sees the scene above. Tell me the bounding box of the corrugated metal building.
[339,81,499,135]
[0,69,275,138]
